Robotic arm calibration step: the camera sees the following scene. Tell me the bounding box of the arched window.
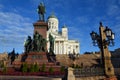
[48,22,51,26]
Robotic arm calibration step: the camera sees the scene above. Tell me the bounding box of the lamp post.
[90,22,115,78]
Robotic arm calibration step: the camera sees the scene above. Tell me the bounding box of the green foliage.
[49,67,54,73]
[60,66,65,72]
[71,64,81,69]
[30,64,34,72]
[41,63,46,72]
[29,63,39,72]
[21,63,28,72]
[0,62,4,68]
[71,64,75,68]
[34,63,39,72]
[75,64,80,69]
[0,62,7,73]
[2,66,7,73]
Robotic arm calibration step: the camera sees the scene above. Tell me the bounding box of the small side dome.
[62,24,67,28]
[48,13,58,19]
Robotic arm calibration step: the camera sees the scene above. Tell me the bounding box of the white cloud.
[0,11,33,52]
[106,0,120,16]
[107,5,120,16]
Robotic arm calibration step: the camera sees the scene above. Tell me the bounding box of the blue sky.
[0,0,120,54]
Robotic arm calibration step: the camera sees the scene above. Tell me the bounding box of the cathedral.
[47,14,80,54]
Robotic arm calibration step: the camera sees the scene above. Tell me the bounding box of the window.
[52,22,54,25]
[49,22,51,26]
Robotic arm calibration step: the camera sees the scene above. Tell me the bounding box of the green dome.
[62,24,67,28]
[48,14,58,19]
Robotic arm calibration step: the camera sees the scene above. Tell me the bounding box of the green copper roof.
[62,24,67,28]
[48,13,57,19]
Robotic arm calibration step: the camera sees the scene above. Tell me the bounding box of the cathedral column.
[56,41,58,54]
[59,41,61,54]
[63,42,66,54]
[58,41,60,54]
[54,41,56,54]
[66,43,68,54]
[55,41,57,54]
[63,42,65,54]
[55,42,58,54]
[77,45,79,54]
[62,42,63,54]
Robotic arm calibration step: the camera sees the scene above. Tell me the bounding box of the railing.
[73,67,105,77]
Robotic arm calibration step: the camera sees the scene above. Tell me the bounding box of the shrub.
[75,64,80,69]
[71,64,75,68]
[60,66,65,72]
[30,64,34,72]
[49,67,54,73]
[2,66,7,73]
[41,63,46,72]
[34,63,39,72]
[21,63,28,72]
[0,62,4,68]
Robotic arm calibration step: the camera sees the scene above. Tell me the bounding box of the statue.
[32,31,46,52]
[47,33,56,62]
[37,2,45,21]
[41,38,46,52]
[49,34,54,54]
[24,36,32,52]
[24,32,46,52]
[33,32,41,51]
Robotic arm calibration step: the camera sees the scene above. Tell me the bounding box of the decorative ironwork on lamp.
[90,31,100,46]
[104,26,115,46]
[90,22,115,48]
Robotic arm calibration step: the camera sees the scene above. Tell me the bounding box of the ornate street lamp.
[90,31,100,46]
[90,23,115,48]
[104,26,115,46]
[90,22,116,78]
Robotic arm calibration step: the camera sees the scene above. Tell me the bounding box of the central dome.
[48,14,57,19]
[47,13,59,33]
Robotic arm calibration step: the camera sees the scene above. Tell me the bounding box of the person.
[37,2,45,21]
[24,36,32,52]
[49,34,54,54]
[33,32,41,51]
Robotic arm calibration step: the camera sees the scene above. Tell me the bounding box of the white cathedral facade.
[47,14,80,54]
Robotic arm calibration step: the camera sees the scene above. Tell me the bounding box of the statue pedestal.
[13,51,61,72]
[25,52,48,64]
[67,67,75,80]
[33,21,48,39]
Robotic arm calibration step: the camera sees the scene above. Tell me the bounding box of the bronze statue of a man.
[37,2,45,21]
[33,32,41,52]
[24,36,32,52]
[49,34,55,54]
